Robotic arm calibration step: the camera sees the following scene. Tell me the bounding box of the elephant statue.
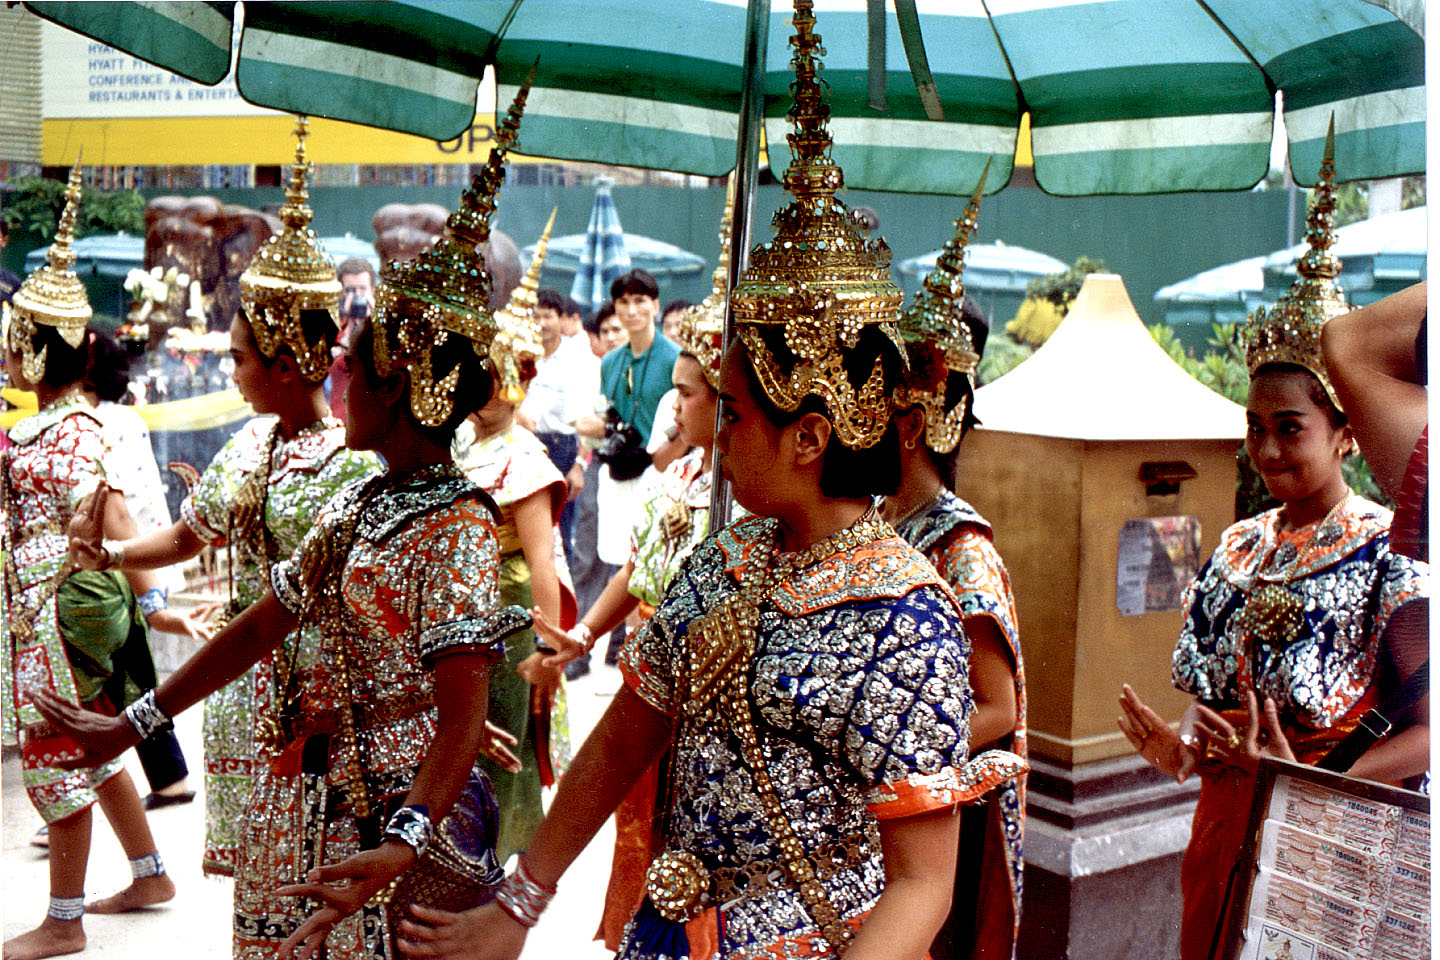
[140,196,279,346]
[372,203,521,309]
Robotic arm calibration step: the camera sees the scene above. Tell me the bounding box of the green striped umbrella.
[26,0,1424,196]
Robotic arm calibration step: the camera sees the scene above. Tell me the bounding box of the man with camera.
[570,270,679,676]
[326,257,376,421]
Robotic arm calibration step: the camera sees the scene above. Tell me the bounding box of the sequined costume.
[1170,496,1427,960]
[452,419,571,861]
[618,514,978,958]
[599,447,716,953]
[181,415,380,875]
[3,395,136,821]
[233,468,515,959]
[893,490,1025,960]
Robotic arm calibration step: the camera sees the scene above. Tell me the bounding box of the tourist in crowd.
[326,256,378,423]
[1119,159,1429,960]
[659,297,692,343]
[519,287,597,551]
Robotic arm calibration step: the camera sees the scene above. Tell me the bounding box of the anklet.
[48,895,84,920]
[130,851,165,879]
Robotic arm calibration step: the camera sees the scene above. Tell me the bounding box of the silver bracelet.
[124,689,173,740]
[494,857,555,928]
[381,804,434,858]
[101,539,126,571]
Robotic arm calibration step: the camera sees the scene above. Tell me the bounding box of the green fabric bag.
[56,570,157,708]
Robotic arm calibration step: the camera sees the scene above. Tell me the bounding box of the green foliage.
[2,176,145,240]
[1148,321,1387,518]
[1024,255,1108,313]
[977,332,1034,385]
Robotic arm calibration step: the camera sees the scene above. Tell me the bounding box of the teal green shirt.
[600,335,680,444]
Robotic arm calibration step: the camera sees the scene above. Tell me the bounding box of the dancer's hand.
[530,607,588,668]
[28,686,137,769]
[518,653,562,711]
[1193,689,1295,774]
[68,484,110,570]
[145,606,215,643]
[399,902,527,960]
[276,842,417,960]
[479,721,521,774]
[1118,684,1199,782]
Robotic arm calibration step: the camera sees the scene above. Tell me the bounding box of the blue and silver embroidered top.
[619,514,975,956]
[1172,495,1427,728]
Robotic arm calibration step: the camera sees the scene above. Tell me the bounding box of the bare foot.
[3,918,85,960]
[85,874,176,914]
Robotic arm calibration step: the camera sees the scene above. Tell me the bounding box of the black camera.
[594,406,652,481]
[342,291,371,321]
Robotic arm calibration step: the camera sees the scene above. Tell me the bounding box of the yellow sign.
[40,115,557,167]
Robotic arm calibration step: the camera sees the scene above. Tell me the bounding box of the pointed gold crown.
[895,165,986,454]
[1244,118,1347,409]
[675,177,734,390]
[9,159,92,383]
[490,207,555,404]
[729,0,905,449]
[373,70,533,426]
[240,116,342,384]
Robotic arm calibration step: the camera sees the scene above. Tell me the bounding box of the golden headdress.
[239,116,342,384]
[372,72,532,427]
[894,165,987,454]
[8,160,91,384]
[674,178,734,391]
[1243,118,1347,409]
[728,0,905,449]
[490,207,555,404]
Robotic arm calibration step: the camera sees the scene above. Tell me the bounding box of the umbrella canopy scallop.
[26,0,1426,196]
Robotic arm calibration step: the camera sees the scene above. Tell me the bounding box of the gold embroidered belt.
[647,834,870,919]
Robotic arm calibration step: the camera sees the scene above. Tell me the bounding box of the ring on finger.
[1225,732,1241,750]
[1180,733,1199,749]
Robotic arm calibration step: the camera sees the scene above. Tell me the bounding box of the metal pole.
[707,0,770,533]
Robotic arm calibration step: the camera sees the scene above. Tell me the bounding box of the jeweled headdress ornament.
[895,165,987,454]
[8,159,91,384]
[239,116,342,384]
[728,0,905,449]
[674,179,734,391]
[1243,118,1347,409]
[373,72,533,427]
[490,207,555,403]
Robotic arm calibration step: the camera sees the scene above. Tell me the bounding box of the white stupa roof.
[974,273,1245,441]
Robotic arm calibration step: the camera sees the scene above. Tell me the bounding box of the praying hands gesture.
[1119,685,1295,782]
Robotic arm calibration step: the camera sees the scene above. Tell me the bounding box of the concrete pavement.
[3,661,627,959]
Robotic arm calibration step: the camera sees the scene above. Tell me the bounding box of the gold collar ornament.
[1242,118,1347,409]
[894,165,987,455]
[674,178,734,391]
[728,0,905,450]
[372,71,533,427]
[8,160,91,384]
[490,207,554,404]
[240,117,342,384]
